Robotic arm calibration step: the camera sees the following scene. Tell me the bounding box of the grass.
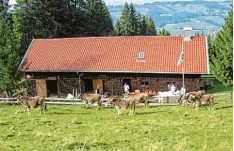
[0,94,232,151]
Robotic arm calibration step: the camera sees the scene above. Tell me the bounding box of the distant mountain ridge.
[108,1,232,35]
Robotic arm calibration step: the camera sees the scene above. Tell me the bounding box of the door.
[36,80,47,97]
[93,79,103,94]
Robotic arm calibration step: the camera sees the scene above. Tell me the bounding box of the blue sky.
[9,0,224,5]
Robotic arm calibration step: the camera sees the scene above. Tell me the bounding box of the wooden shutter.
[36,80,47,97]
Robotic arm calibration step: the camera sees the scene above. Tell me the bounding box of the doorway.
[46,80,58,97]
[84,79,93,93]
[84,79,104,94]
[93,79,103,94]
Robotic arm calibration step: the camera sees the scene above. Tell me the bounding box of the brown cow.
[189,90,206,96]
[108,97,136,116]
[189,93,215,111]
[129,93,149,108]
[16,96,46,116]
[80,94,101,108]
[181,90,206,106]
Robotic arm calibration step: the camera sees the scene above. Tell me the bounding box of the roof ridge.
[33,36,199,41]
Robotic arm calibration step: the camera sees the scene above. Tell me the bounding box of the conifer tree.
[119,2,132,35]
[146,17,157,35]
[0,1,21,96]
[136,13,142,35]
[114,19,122,36]
[86,0,113,36]
[210,10,233,86]
[158,28,170,36]
[140,16,147,35]
[114,2,158,36]
[129,3,138,35]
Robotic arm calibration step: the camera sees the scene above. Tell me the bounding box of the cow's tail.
[41,96,47,113]
[45,104,47,111]
[133,101,136,114]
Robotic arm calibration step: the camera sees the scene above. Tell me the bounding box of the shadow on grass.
[91,142,109,149]
[136,111,165,115]
[137,105,161,109]
[148,104,180,108]
[66,142,91,150]
[47,112,92,115]
[215,105,233,110]
[66,142,109,150]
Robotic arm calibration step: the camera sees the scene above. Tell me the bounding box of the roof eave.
[22,69,207,75]
[18,39,35,71]
[205,36,211,74]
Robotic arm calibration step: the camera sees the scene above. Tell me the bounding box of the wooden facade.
[26,72,201,97]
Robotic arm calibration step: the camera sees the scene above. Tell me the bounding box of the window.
[141,81,149,86]
[138,52,145,59]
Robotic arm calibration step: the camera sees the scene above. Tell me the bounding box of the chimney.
[183,27,192,41]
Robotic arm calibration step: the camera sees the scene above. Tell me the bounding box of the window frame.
[138,52,145,59]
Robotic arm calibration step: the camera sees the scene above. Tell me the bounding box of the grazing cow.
[108,97,136,116]
[181,90,206,106]
[189,93,215,111]
[80,94,101,108]
[16,96,46,116]
[130,93,149,108]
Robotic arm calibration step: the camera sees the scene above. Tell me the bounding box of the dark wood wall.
[27,72,201,97]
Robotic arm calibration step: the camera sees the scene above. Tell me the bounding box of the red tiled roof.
[20,36,209,74]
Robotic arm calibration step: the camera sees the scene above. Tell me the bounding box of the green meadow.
[0,93,232,151]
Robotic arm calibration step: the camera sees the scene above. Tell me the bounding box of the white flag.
[177,43,184,67]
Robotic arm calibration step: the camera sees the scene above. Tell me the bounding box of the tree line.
[114,2,170,36]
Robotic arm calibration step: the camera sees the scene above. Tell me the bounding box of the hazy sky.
[9,0,224,5]
[8,0,197,5]
[103,0,189,5]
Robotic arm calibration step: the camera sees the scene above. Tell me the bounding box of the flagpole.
[182,41,185,87]
[182,62,185,87]
[177,40,185,88]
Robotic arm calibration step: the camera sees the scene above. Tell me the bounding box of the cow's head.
[107,96,119,105]
[77,93,83,99]
[188,94,196,101]
[107,97,113,105]
[197,90,205,96]
[15,95,23,104]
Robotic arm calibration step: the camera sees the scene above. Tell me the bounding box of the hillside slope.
[108,1,232,35]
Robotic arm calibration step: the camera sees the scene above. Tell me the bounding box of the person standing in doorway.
[95,85,100,94]
[123,82,130,94]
